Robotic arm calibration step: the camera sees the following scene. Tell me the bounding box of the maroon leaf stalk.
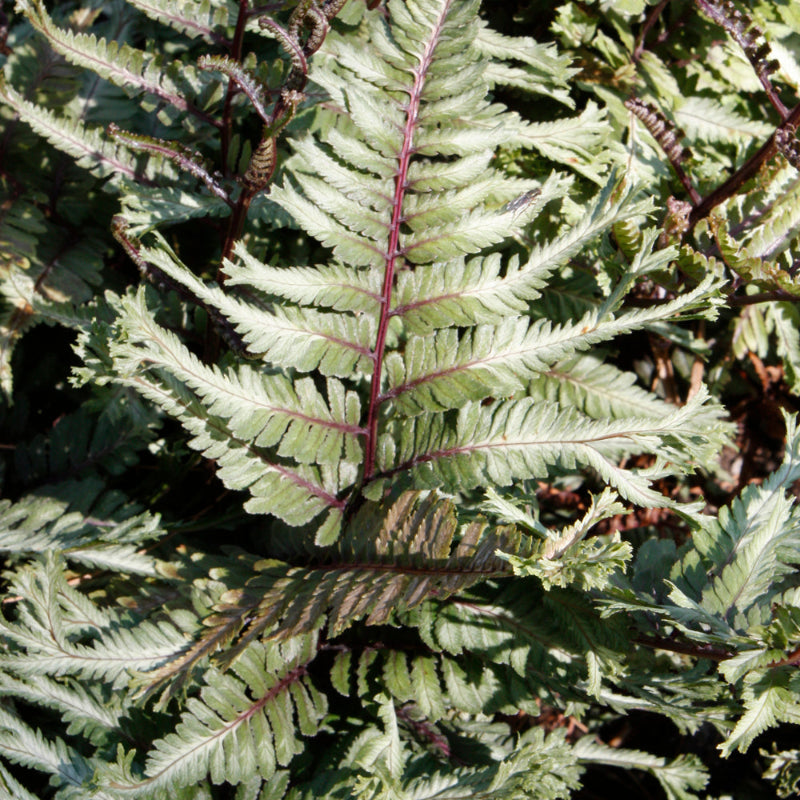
[362,6,450,482]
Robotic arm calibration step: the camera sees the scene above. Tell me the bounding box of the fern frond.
[225,241,382,314]
[0,479,160,574]
[0,760,41,800]
[113,290,364,465]
[125,0,231,43]
[674,95,774,142]
[199,492,520,650]
[382,389,722,508]
[527,354,687,420]
[391,180,650,333]
[0,78,152,182]
[738,178,800,263]
[475,25,578,107]
[573,738,708,800]
[272,0,557,270]
[0,705,116,800]
[0,672,125,746]
[0,555,189,688]
[419,581,626,703]
[719,670,799,757]
[114,356,347,530]
[348,727,583,800]
[105,637,325,796]
[15,0,217,129]
[136,246,376,376]
[513,102,614,182]
[682,411,800,629]
[383,276,723,415]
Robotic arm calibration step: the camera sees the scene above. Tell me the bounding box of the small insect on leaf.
[502,188,541,219]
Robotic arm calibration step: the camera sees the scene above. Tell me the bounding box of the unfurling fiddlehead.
[242,135,276,193]
[776,125,800,171]
[624,97,690,166]
[625,97,699,204]
[694,0,786,118]
[106,124,232,206]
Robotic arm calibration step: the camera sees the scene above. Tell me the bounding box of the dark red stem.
[633,633,733,661]
[633,0,671,62]
[362,11,448,481]
[221,0,250,177]
[689,102,800,229]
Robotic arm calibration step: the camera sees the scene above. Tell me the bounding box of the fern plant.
[1,0,800,797]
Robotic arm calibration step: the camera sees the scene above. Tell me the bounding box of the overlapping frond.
[105,637,325,796]
[271,0,555,271]
[0,78,152,182]
[113,350,348,531]
[0,555,190,688]
[137,246,376,376]
[380,389,724,507]
[16,0,214,128]
[200,492,521,646]
[126,0,232,42]
[113,290,364,465]
[0,479,160,574]
[383,275,722,415]
[0,705,117,800]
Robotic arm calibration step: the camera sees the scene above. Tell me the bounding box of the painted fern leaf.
[0,554,190,688]
[667,411,800,632]
[15,0,215,129]
[113,289,364,466]
[379,389,723,508]
[104,636,325,797]
[111,0,731,550]
[0,705,118,800]
[124,0,232,43]
[197,492,520,646]
[0,77,155,182]
[0,478,160,574]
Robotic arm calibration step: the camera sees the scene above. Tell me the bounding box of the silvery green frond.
[191,491,520,651]
[270,0,554,269]
[225,242,383,314]
[0,479,160,574]
[0,671,126,746]
[0,554,189,688]
[0,78,163,183]
[137,246,376,376]
[382,389,722,507]
[15,0,215,130]
[382,276,723,415]
[114,358,348,530]
[125,0,232,42]
[113,290,364,465]
[475,25,578,107]
[104,637,325,796]
[572,739,708,800]
[0,705,117,800]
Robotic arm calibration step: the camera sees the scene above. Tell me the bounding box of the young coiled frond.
[625,97,691,165]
